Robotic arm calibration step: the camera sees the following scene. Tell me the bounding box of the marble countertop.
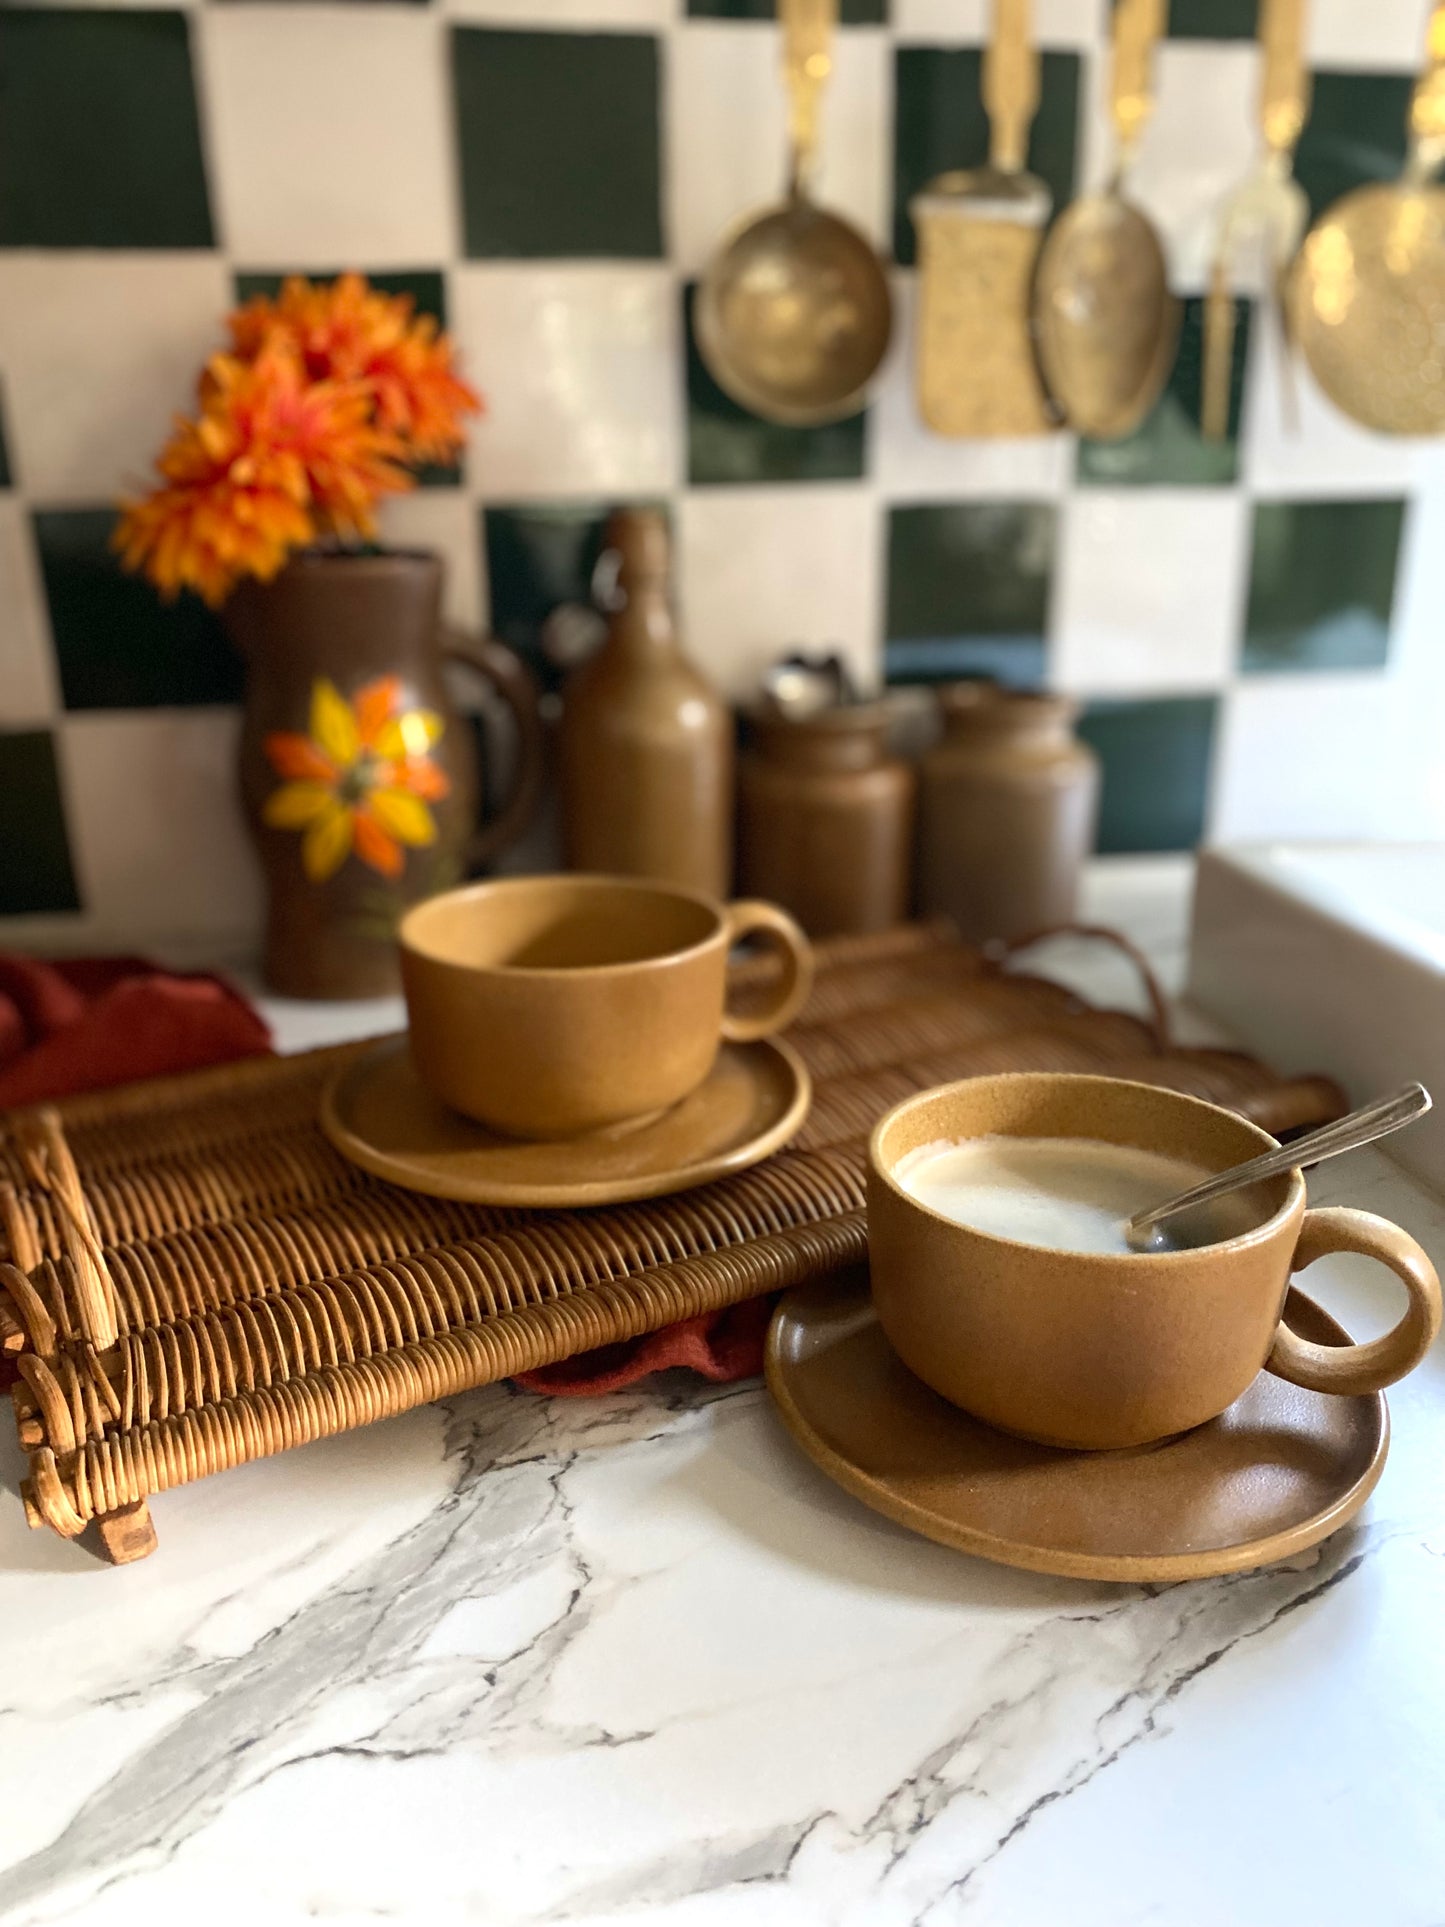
[3,859,1443,1927]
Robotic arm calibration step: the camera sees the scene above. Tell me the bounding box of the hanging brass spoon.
[696,0,892,426]
[1033,0,1179,439]
[1290,1,1445,436]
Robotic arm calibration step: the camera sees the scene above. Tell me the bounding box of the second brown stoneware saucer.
[766,1268,1388,1583]
[321,1033,811,1207]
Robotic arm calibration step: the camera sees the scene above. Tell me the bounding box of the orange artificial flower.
[230,273,482,463]
[115,343,411,606]
[262,675,451,882]
[115,274,483,605]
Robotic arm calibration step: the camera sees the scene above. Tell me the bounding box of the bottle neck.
[608,578,677,663]
[946,693,1078,748]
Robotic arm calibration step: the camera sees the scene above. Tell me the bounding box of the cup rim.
[867,1071,1306,1265]
[398,873,728,978]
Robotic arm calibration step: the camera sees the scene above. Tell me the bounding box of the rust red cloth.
[0,954,273,1108]
[513,1297,773,1395]
[0,951,766,1394]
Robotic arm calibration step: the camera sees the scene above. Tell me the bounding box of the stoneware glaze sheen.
[399,874,812,1141]
[866,1072,1441,1451]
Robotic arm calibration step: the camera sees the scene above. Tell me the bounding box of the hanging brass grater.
[910,0,1054,438]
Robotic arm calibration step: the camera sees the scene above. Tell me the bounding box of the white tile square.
[0,255,232,503]
[669,23,890,275]
[1210,676,1445,843]
[444,0,674,21]
[676,486,881,700]
[872,274,1074,500]
[0,500,59,726]
[379,490,488,631]
[451,265,679,499]
[201,8,455,264]
[893,0,1107,47]
[1243,293,1425,498]
[1309,0,1429,71]
[59,711,264,951]
[1052,491,1248,695]
[1128,44,1260,292]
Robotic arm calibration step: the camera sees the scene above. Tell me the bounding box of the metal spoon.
[696,0,892,427]
[1124,1082,1432,1253]
[1289,1,1445,436]
[1033,0,1179,440]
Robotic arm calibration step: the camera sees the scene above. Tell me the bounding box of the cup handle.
[720,901,814,1043]
[1266,1207,1442,1396]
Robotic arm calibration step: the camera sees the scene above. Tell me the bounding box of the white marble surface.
[3,858,1444,1927]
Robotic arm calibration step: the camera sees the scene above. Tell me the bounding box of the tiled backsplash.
[1,0,1443,957]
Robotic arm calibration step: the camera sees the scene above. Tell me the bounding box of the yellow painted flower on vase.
[262,676,450,882]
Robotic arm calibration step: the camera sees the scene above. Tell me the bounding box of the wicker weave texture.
[0,924,1346,1556]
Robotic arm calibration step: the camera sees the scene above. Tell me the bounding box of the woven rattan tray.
[0,923,1345,1563]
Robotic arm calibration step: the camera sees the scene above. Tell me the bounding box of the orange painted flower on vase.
[262,675,450,883]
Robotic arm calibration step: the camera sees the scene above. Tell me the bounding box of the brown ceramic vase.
[867,1073,1442,1451]
[561,509,733,898]
[229,552,543,1000]
[916,688,1098,944]
[737,703,916,939]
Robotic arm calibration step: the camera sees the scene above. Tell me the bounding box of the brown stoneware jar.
[737,702,916,938]
[561,509,733,897]
[916,688,1098,944]
[229,551,543,1001]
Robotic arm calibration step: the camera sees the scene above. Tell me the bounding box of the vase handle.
[441,628,545,870]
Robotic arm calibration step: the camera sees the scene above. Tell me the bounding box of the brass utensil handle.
[1269,1208,1442,1396]
[985,0,1040,175]
[1259,0,1311,159]
[1111,0,1164,166]
[782,0,837,196]
[1408,0,1445,180]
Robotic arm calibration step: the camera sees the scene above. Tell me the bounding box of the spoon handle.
[1111,0,1164,167]
[985,0,1039,176]
[781,0,837,197]
[1127,1083,1433,1242]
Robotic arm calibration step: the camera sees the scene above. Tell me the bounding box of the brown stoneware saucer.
[766,1268,1388,1583]
[321,1033,811,1207]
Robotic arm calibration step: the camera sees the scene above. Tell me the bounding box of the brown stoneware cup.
[399,874,812,1140]
[867,1072,1442,1451]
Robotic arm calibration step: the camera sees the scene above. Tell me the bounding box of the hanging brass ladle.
[696,0,892,426]
[1033,0,1179,439]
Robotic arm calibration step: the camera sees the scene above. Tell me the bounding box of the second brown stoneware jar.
[560,508,733,898]
[916,688,1099,945]
[229,551,543,1000]
[737,702,916,939]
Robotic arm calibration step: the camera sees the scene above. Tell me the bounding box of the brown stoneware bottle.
[561,509,732,898]
[916,687,1099,944]
[737,702,915,938]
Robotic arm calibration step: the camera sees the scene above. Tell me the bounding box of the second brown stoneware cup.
[399,874,813,1140]
[867,1073,1442,1451]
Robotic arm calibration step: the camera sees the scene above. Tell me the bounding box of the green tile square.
[1168,0,1257,37]
[684,285,867,485]
[1295,71,1413,224]
[232,270,460,486]
[0,731,81,916]
[686,1,887,20]
[35,510,241,712]
[452,28,662,259]
[1077,297,1251,487]
[483,503,626,694]
[0,9,213,249]
[885,501,1056,644]
[893,46,1081,266]
[1077,697,1219,854]
[1242,499,1404,674]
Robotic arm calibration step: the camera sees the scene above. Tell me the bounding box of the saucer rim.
[320,1032,812,1207]
[765,1274,1389,1584]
